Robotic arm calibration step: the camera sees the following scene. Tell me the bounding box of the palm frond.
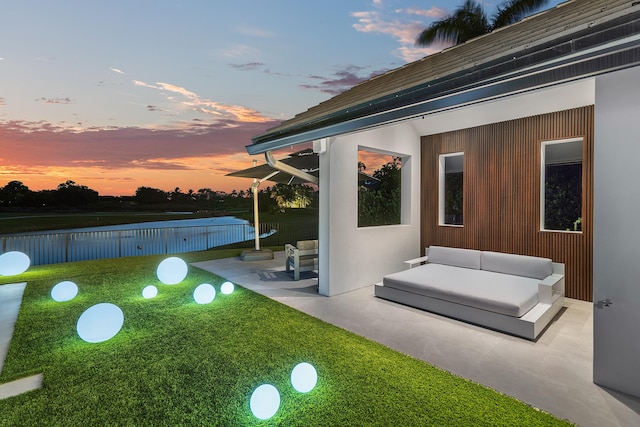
[492,0,550,29]
[416,0,489,46]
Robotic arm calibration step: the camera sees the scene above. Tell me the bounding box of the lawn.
[0,249,573,426]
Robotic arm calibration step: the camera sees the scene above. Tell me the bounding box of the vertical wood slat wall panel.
[420,106,594,301]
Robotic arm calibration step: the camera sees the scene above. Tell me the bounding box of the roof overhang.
[247,5,640,155]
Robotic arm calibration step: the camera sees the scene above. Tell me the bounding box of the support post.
[252,167,261,251]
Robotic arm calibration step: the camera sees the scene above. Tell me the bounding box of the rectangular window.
[358,149,402,227]
[541,138,583,232]
[439,152,464,226]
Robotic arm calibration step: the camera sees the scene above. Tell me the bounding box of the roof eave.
[247,7,640,155]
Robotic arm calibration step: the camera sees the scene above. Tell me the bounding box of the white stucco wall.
[318,124,421,296]
[318,78,596,296]
[592,65,640,398]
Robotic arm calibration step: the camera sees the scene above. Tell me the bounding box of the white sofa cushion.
[383,264,539,317]
[427,246,481,270]
[481,251,552,280]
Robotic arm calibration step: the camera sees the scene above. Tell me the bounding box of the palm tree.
[416,0,549,46]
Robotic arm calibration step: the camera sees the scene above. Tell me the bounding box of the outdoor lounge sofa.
[374,246,565,340]
[285,240,318,280]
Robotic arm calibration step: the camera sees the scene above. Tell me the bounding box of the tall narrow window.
[439,152,464,226]
[541,138,583,232]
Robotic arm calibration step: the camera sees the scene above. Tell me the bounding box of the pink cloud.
[0,118,280,195]
[351,7,451,62]
[300,65,389,95]
[0,119,279,169]
[400,7,448,19]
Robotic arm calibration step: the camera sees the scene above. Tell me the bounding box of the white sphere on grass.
[220,281,234,294]
[77,303,124,343]
[0,251,30,276]
[156,257,188,285]
[291,362,318,393]
[51,281,78,302]
[142,285,158,299]
[250,384,280,420]
[193,283,216,304]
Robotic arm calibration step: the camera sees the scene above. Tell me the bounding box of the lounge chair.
[285,240,318,280]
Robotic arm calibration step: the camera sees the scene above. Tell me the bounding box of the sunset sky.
[0,0,563,196]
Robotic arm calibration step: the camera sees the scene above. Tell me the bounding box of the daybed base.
[374,283,564,340]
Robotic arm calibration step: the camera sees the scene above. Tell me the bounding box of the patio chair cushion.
[383,263,539,317]
[481,251,552,280]
[427,246,481,270]
[295,257,317,267]
[296,240,318,251]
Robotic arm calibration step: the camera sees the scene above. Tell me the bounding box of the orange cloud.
[134,79,272,123]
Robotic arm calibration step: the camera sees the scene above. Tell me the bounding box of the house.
[246,0,640,399]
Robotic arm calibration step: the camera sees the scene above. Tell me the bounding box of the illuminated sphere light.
[51,281,78,302]
[220,281,235,295]
[156,257,188,285]
[77,303,124,343]
[291,362,318,393]
[193,283,216,304]
[250,384,280,420]
[142,285,158,299]
[0,251,31,276]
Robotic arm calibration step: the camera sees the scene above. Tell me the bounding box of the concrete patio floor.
[193,251,640,427]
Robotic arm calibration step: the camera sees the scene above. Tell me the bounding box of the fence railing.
[1,222,318,266]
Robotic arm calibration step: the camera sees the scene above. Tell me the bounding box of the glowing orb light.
[220,281,235,295]
[142,285,158,299]
[291,362,318,393]
[51,281,78,302]
[193,283,216,304]
[77,303,124,343]
[0,251,31,276]
[250,384,280,420]
[156,257,188,285]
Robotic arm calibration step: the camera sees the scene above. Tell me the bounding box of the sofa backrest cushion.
[481,251,552,280]
[427,246,481,270]
[296,240,318,251]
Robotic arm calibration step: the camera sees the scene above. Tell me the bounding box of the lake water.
[2,216,276,266]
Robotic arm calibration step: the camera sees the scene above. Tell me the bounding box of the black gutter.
[247,10,640,155]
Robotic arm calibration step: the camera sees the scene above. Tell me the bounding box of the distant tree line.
[0,180,318,214]
[0,180,99,209]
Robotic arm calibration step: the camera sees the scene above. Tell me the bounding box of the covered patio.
[193,252,640,427]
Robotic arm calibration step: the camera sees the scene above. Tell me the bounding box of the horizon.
[0,1,564,197]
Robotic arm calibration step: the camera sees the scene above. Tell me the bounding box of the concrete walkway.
[0,282,43,399]
[193,252,640,427]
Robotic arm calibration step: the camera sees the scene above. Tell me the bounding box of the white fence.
[1,223,275,266]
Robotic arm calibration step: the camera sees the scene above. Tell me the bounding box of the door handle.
[598,299,613,308]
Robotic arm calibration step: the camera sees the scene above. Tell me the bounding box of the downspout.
[265,151,319,185]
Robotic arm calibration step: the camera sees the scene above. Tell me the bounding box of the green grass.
[0,250,573,426]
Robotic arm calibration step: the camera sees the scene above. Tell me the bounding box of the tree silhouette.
[0,181,35,207]
[135,186,168,204]
[416,0,549,46]
[55,180,99,207]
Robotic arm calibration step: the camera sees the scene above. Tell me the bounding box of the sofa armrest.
[538,274,565,304]
[285,244,297,257]
[404,256,429,269]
